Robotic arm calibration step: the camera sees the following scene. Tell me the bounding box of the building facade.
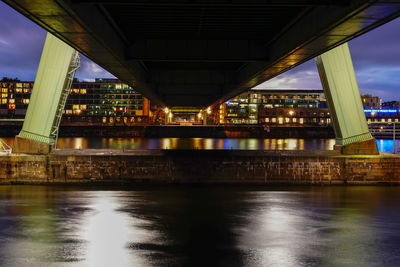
[0,81,33,118]
[0,78,151,125]
[222,89,330,126]
[361,94,381,109]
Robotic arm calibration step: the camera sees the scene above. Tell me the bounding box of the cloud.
[254,60,321,90]
[0,1,115,82]
[75,55,116,81]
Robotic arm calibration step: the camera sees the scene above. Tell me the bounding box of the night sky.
[0,1,399,101]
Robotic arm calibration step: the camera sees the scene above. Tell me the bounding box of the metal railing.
[50,51,80,148]
[0,139,12,155]
[368,121,400,153]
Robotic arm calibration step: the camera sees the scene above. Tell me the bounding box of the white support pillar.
[13,33,78,154]
[316,43,378,154]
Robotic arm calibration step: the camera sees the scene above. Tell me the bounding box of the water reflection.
[1,137,400,153]
[1,186,400,266]
[81,193,145,266]
[54,137,337,151]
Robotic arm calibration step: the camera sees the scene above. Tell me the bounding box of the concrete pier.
[1,149,400,184]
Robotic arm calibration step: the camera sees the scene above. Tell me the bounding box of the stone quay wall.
[0,150,399,185]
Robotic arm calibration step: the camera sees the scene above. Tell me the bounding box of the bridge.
[3,0,400,155]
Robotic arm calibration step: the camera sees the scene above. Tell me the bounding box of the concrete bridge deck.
[1,149,399,185]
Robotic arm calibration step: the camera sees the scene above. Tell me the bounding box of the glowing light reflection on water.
[1,186,400,266]
[1,137,400,153]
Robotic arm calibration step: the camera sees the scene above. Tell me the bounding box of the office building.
[0,78,151,125]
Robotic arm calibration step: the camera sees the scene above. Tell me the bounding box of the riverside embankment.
[0,124,334,138]
[1,149,399,184]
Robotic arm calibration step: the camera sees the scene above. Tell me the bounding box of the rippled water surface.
[2,137,400,152]
[1,186,400,267]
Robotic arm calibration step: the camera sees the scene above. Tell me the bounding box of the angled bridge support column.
[13,33,79,154]
[316,43,378,155]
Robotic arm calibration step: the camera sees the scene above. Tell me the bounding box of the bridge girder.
[3,0,400,107]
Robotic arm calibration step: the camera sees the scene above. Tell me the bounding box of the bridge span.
[3,0,400,154]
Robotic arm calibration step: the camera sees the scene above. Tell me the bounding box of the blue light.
[364,109,398,113]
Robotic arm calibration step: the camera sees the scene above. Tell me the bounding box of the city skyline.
[0,1,400,101]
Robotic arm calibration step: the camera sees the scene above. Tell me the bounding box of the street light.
[289,110,294,116]
[164,107,169,114]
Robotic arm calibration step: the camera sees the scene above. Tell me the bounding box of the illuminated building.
[361,94,381,108]
[364,109,400,123]
[223,89,328,125]
[0,78,151,125]
[0,81,33,117]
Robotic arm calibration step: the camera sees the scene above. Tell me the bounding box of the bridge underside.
[4,0,400,107]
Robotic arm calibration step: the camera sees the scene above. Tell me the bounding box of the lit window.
[299,118,304,124]
[80,105,87,110]
[8,104,15,109]
[381,118,385,122]
[23,88,30,93]
[285,117,290,123]
[1,99,7,104]
[1,94,7,98]
[73,105,80,110]
[80,89,87,94]
[23,99,29,104]
[9,99,15,104]
[396,119,399,122]
[278,117,283,124]
[15,88,22,93]
[272,118,276,123]
[388,118,392,122]
[293,118,297,123]
[2,88,8,93]
[265,118,270,122]
[102,117,107,123]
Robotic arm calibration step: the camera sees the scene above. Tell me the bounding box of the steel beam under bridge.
[13,33,79,154]
[316,43,378,155]
[3,0,400,107]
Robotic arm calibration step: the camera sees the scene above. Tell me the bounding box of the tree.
[1,77,20,82]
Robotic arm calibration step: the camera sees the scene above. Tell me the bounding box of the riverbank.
[0,124,335,138]
[1,149,399,185]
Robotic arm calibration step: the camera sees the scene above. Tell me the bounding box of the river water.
[0,186,400,266]
[1,137,400,153]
